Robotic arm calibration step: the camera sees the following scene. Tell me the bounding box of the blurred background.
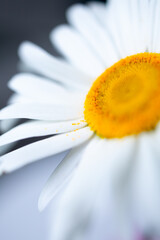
[0,0,105,240]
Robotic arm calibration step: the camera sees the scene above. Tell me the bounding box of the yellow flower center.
[84,53,160,138]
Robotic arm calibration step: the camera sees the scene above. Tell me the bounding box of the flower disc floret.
[84,53,160,138]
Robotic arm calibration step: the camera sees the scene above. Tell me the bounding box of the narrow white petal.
[106,0,148,56]
[8,73,86,104]
[101,1,126,58]
[0,127,93,175]
[18,41,91,90]
[7,93,33,104]
[149,0,160,52]
[86,181,134,240]
[53,136,136,240]
[9,73,66,98]
[88,1,127,58]
[50,25,105,78]
[0,119,86,146]
[148,0,157,52]
[130,133,160,232]
[66,4,119,67]
[129,0,148,53]
[111,0,136,55]
[88,2,107,24]
[0,102,83,121]
[38,142,88,211]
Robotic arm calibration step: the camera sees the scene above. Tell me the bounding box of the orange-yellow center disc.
[84,53,160,138]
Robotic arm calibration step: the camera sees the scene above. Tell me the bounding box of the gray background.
[0,1,104,240]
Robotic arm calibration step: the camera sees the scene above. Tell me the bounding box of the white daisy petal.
[139,0,149,51]
[7,93,33,104]
[110,0,137,56]
[1,0,160,238]
[38,142,88,211]
[0,102,83,121]
[8,73,86,104]
[0,127,93,175]
[148,0,157,52]
[98,3,125,58]
[150,0,160,52]
[9,73,66,96]
[88,2,122,60]
[66,4,120,68]
[129,0,148,53]
[107,0,148,57]
[131,133,160,233]
[53,136,136,240]
[18,41,91,90]
[0,119,86,146]
[88,2,107,24]
[87,183,133,240]
[50,25,104,78]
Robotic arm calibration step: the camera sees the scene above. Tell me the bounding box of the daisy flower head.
[0,0,160,239]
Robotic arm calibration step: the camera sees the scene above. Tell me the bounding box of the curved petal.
[66,4,120,68]
[88,2,107,25]
[147,0,157,52]
[130,132,160,233]
[0,127,93,175]
[18,41,91,90]
[38,142,88,211]
[0,102,83,121]
[148,0,160,52]
[8,73,86,105]
[0,119,86,146]
[52,136,136,240]
[50,25,105,78]
[87,1,124,58]
[106,0,148,57]
[129,0,148,53]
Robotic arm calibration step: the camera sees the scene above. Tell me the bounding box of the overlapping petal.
[0,127,93,175]
[52,136,136,240]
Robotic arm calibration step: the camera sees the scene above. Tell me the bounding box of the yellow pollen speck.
[56,130,58,133]
[84,53,160,138]
[72,138,75,141]
[72,122,81,125]
[74,129,78,132]
[80,120,86,123]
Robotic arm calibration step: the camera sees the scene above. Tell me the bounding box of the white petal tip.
[8,74,22,90]
[66,3,83,21]
[18,41,35,60]
[18,41,31,52]
[50,25,67,46]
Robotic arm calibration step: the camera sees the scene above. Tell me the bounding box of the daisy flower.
[0,0,160,239]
